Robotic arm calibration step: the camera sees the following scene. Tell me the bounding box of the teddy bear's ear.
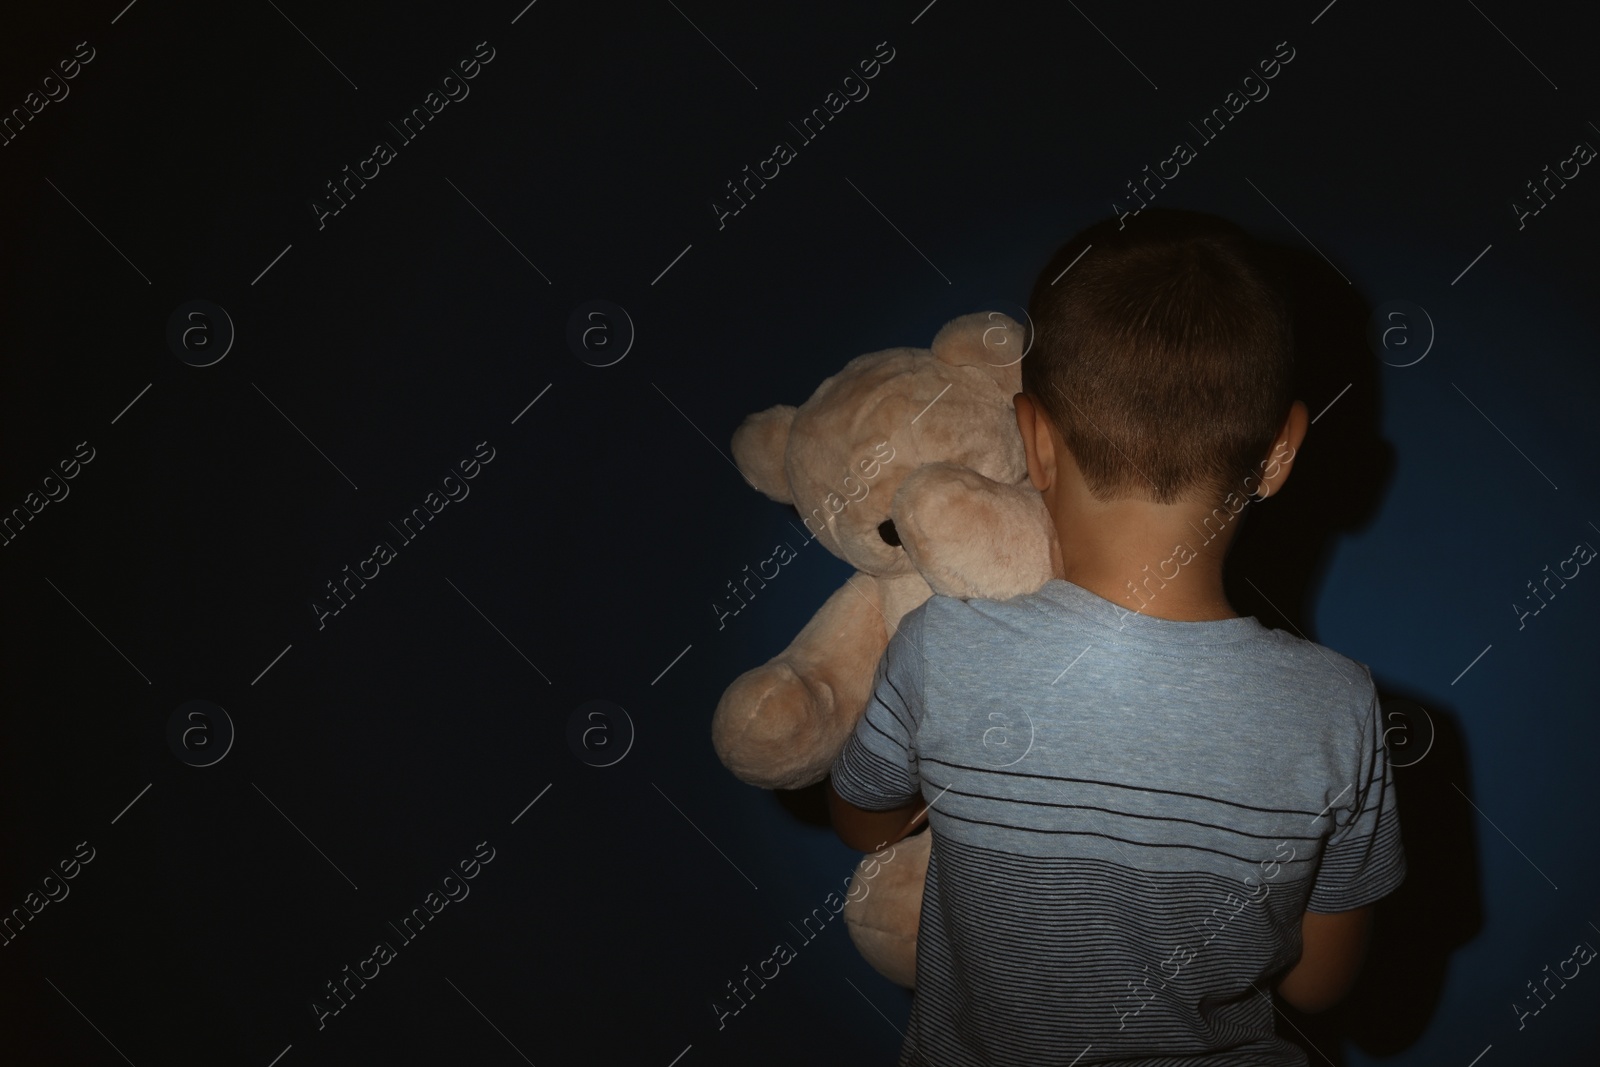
[730,404,797,503]
[930,311,1027,392]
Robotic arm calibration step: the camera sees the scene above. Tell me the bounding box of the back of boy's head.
[1023,208,1294,507]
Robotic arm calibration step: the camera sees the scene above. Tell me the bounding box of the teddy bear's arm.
[711,572,892,790]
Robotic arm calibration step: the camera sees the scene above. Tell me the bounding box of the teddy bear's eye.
[877,519,901,547]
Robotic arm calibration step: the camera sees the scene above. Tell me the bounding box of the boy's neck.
[1048,491,1244,623]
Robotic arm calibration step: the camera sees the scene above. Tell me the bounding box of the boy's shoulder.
[911,580,1374,703]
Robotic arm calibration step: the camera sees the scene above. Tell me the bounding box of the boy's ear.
[730,404,796,502]
[1256,400,1309,500]
[1013,392,1054,492]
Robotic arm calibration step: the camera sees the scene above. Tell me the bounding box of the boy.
[827,209,1405,1066]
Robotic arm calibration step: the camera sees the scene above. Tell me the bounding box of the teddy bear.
[711,311,1059,986]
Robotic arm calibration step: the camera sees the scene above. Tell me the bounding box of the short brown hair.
[1023,209,1294,505]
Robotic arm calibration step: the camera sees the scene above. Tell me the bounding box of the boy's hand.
[900,804,929,838]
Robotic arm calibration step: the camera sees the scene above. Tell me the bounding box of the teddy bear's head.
[732,313,1030,576]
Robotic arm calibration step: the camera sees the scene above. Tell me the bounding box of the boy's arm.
[828,605,931,852]
[1282,678,1404,1011]
[1275,906,1373,1012]
[826,781,926,852]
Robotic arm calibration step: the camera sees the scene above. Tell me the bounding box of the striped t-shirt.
[830,579,1405,1067]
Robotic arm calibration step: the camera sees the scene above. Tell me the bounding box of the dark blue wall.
[1,1,1596,1063]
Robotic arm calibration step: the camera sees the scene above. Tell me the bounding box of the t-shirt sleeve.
[1307,678,1407,912]
[828,602,927,811]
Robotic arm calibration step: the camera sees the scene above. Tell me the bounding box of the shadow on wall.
[1228,244,1483,1062]
[1224,241,1393,632]
[1283,691,1483,1065]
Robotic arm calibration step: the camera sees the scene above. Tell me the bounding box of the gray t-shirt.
[830,579,1405,1067]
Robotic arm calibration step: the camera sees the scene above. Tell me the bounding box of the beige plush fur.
[712,311,1057,986]
[842,830,933,990]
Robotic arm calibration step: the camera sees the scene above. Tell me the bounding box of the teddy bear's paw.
[891,463,1056,601]
[843,828,933,988]
[711,660,843,790]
